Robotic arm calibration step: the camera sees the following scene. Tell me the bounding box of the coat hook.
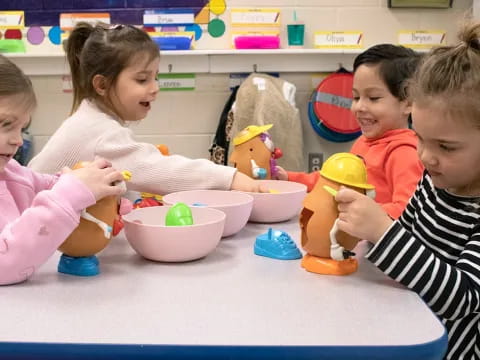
[168,64,173,73]
[253,64,258,73]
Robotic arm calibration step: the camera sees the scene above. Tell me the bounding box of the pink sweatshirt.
[0,160,95,285]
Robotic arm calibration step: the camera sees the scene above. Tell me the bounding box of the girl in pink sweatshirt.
[0,55,125,285]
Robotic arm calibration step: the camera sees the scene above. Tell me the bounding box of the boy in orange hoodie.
[277,44,424,219]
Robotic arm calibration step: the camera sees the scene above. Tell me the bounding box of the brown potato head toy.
[229,124,282,180]
[57,162,132,277]
[300,153,375,275]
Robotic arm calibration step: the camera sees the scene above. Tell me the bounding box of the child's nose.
[9,132,23,146]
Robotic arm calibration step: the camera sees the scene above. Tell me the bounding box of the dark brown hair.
[353,44,422,101]
[65,22,159,114]
[0,54,36,111]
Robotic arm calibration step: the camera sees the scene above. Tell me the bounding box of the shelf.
[5,49,364,76]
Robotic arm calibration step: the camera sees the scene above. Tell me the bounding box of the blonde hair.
[0,54,36,111]
[65,22,159,115]
[410,20,480,128]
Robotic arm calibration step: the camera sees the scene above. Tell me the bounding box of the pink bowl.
[123,206,225,262]
[162,190,253,237]
[244,180,307,223]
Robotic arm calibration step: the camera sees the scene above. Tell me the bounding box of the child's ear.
[401,98,413,117]
[92,74,108,97]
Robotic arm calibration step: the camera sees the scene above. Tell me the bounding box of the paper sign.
[314,31,363,49]
[60,13,110,31]
[231,9,280,27]
[0,11,24,29]
[144,9,194,26]
[157,74,195,91]
[398,30,446,48]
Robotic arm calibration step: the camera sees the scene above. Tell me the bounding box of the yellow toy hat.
[233,124,273,146]
[319,152,375,190]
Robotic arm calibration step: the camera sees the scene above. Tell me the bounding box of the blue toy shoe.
[58,254,100,276]
[254,228,302,260]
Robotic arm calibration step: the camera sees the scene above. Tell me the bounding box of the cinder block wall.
[11,0,471,169]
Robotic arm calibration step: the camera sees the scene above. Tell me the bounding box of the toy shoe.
[254,228,302,260]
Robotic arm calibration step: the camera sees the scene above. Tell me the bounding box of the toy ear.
[92,74,108,97]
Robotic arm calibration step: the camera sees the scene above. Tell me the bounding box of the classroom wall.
[22,0,472,170]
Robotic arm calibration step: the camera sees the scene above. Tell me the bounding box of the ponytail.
[65,22,94,114]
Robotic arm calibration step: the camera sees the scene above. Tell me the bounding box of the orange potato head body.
[229,124,282,180]
[299,153,374,275]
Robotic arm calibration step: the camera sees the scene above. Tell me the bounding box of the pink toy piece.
[123,206,225,262]
[163,190,253,237]
[242,180,307,223]
[234,36,280,49]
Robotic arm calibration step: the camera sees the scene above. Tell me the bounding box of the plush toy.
[300,153,375,275]
[57,162,132,277]
[228,124,282,180]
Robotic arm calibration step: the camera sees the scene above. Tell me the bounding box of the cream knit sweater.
[29,100,236,195]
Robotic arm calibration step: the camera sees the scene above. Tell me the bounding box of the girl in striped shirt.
[335,21,480,360]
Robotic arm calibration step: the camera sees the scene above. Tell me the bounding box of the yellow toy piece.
[319,152,375,190]
[232,124,273,146]
[121,170,132,181]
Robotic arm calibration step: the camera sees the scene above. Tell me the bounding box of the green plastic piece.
[165,202,194,226]
[0,39,26,53]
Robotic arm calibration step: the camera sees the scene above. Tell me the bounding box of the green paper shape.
[208,18,226,38]
[165,202,194,226]
[0,39,26,53]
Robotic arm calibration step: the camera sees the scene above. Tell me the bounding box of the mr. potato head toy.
[300,153,375,276]
[229,124,282,180]
[57,161,132,277]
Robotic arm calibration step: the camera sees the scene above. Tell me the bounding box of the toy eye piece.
[249,148,253,151]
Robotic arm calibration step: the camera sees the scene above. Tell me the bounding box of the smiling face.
[106,53,160,122]
[0,95,32,172]
[412,100,480,196]
[351,64,411,140]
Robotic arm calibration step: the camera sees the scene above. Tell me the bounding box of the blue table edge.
[0,330,448,360]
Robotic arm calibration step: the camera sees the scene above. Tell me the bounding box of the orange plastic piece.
[301,254,358,275]
[157,144,170,156]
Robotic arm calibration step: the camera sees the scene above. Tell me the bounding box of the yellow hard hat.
[319,152,374,190]
[233,124,273,146]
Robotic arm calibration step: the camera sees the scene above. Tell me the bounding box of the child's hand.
[63,158,126,201]
[230,171,268,192]
[273,166,288,180]
[335,187,393,243]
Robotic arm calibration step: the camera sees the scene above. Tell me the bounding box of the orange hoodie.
[287,129,424,219]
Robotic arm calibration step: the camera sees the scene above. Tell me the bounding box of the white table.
[0,219,447,360]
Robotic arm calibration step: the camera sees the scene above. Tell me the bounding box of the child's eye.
[369,97,380,101]
[352,96,359,101]
[439,144,455,152]
[2,121,12,128]
[136,79,147,84]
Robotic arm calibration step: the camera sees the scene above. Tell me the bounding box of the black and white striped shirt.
[366,172,480,360]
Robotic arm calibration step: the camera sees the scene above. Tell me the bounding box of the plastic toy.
[229,124,283,180]
[299,153,375,275]
[165,203,194,226]
[57,163,132,277]
[254,228,302,260]
[234,35,280,49]
[133,144,170,209]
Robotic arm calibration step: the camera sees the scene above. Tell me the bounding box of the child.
[277,44,424,219]
[335,22,480,360]
[0,54,125,285]
[29,23,264,194]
